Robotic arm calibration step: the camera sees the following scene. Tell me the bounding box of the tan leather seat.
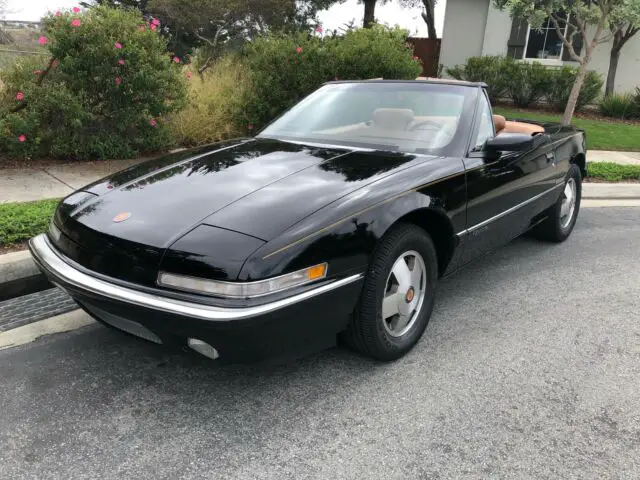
[372,108,414,129]
[503,120,545,135]
[493,114,544,135]
[493,114,506,134]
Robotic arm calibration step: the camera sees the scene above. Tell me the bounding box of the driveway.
[1,207,639,479]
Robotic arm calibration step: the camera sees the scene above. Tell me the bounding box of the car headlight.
[157,263,328,298]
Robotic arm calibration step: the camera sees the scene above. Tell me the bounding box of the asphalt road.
[1,207,639,480]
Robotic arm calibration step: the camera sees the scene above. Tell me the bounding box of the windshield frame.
[257,81,480,157]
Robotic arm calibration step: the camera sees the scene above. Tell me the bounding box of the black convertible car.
[30,79,586,362]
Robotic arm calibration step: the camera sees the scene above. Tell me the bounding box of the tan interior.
[493,114,544,136]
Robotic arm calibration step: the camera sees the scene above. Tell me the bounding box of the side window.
[472,94,494,151]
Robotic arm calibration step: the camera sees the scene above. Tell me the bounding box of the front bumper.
[29,234,364,362]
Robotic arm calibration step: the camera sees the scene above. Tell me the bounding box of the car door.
[459,90,552,263]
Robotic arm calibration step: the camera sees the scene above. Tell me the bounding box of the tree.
[605,0,640,95]
[494,0,620,124]
[148,0,342,71]
[399,0,438,38]
[360,0,390,28]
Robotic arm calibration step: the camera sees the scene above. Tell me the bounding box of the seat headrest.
[372,108,414,129]
[493,114,506,133]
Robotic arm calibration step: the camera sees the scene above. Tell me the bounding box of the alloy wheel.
[381,250,427,337]
[560,177,577,229]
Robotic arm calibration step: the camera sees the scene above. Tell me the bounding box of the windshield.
[259,82,477,155]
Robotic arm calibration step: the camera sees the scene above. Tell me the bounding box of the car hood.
[59,138,423,247]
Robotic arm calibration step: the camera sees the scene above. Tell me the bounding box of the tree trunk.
[421,0,437,39]
[363,0,376,28]
[605,47,620,96]
[562,61,589,125]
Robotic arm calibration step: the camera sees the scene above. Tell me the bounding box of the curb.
[0,250,50,301]
[582,183,640,200]
[0,309,93,351]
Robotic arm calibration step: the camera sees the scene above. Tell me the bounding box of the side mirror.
[485,133,535,154]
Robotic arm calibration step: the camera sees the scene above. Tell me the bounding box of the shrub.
[506,61,552,108]
[170,57,252,146]
[242,25,421,129]
[547,67,603,112]
[446,56,512,103]
[598,93,638,119]
[0,6,187,160]
[586,162,640,182]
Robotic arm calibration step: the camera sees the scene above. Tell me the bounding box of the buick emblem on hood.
[113,212,131,223]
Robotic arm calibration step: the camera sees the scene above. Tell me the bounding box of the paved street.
[0,207,639,480]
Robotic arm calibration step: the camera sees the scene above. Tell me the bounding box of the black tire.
[342,223,438,361]
[532,163,582,242]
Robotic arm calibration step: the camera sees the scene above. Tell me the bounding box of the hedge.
[446,56,603,110]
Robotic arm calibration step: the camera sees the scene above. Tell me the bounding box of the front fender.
[239,190,460,282]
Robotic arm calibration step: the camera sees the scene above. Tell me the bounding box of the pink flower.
[71,18,81,27]
[139,25,146,31]
[149,119,157,127]
[185,71,192,79]
[296,46,302,53]
[15,91,24,101]
[172,56,180,63]
[72,6,80,12]
[413,56,419,61]
[55,11,62,16]
[18,134,26,142]
[150,24,157,31]
[114,42,122,49]
[114,76,122,85]
[33,70,43,75]
[38,36,47,45]
[315,26,323,34]
[118,58,125,65]
[151,18,160,26]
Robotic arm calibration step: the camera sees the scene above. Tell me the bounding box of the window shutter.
[507,17,528,58]
[562,24,584,61]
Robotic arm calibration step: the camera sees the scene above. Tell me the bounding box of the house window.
[523,13,568,60]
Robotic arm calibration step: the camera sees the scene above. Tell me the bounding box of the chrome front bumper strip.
[28,234,363,322]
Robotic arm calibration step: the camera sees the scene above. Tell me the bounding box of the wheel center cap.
[405,287,415,303]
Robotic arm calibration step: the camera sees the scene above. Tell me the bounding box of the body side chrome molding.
[28,235,363,322]
[456,183,564,236]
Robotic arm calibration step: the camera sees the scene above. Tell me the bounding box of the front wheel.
[342,224,438,361]
[532,164,582,242]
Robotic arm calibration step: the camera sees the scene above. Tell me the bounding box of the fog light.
[187,338,219,360]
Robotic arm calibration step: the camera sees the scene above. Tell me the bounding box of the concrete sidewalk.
[0,150,638,204]
[588,150,640,165]
[0,158,146,203]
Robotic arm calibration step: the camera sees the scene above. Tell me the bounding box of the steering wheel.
[408,119,442,131]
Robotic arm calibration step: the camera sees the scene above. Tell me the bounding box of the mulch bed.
[0,157,70,170]
[0,242,28,255]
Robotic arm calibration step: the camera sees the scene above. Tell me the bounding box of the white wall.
[441,0,640,93]
[439,0,490,72]
[481,3,511,56]
[586,28,640,93]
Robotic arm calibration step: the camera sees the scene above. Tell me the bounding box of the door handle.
[545,151,555,163]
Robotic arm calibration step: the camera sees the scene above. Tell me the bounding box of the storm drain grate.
[0,287,78,332]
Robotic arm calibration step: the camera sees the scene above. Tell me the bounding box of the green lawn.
[586,162,640,182]
[494,107,640,152]
[0,199,59,246]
